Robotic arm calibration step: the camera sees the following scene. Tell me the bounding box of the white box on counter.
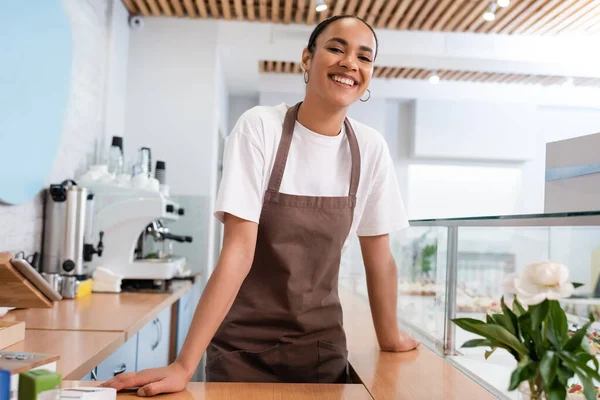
[544,132,600,213]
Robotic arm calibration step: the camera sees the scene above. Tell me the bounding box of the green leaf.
[559,353,600,383]
[547,300,568,349]
[491,313,517,336]
[500,296,519,337]
[548,380,567,400]
[577,353,600,371]
[573,282,584,289]
[540,351,558,388]
[580,373,597,400]
[453,318,528,357]
[486,312,495,324]
[565,321,593,352]
[461,339,492,348]
[531,300,550,330]
[512,297,527,317]
[509,361,537,391]
[485,348,497,360]
[556,364,574,386]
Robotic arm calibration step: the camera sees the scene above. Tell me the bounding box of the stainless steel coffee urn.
[41,180,103,279]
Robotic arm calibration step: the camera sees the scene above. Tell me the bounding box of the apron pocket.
[205,343,280,382]
[317,340,349,384]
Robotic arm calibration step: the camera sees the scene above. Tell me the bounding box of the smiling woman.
[101,15,417,396]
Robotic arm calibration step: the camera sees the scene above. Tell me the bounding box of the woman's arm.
[359,234,419,352]
[101,213,258,396]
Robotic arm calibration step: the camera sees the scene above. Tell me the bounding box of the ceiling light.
[483,2,497,21]
[497,0,510,7]
[429,71,440,84]
[315,0,328,12]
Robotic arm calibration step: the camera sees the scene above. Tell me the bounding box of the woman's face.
[303,18,376,108]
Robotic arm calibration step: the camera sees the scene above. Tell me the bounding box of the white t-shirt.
[215,103,409,246]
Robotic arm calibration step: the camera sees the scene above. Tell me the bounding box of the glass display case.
[339,211,600,400]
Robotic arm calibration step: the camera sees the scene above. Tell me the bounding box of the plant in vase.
[453,261,600,400]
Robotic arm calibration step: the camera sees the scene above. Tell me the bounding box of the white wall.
[0,0,128,255]
[125,18,219,197]
[227,95,259,135]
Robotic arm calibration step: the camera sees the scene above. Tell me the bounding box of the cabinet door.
[137,307,171,371]
[176,289,193,356]
[94,334,138,380]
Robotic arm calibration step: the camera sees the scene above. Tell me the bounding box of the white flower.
[506,261,574,306]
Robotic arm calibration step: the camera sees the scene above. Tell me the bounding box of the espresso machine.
[41,180,104,297]
[84,182,192,283]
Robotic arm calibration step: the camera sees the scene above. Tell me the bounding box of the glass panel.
[450,226,551,399]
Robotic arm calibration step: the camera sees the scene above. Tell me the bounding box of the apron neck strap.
[267,102,361,197]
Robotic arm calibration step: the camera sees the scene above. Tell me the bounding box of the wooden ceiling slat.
[410,0,437,30]
[194,0,208,18]
[275,61,283,73]
[374,67,387,78]
[259,0,268,22]
[284,62,292,73]
[122,0,138,13]
[133,0,151,16]
[521,0,575,34]
[422,0,452,30]
[445,71,460,80]
[271,0,279,23]
[333,0,348,17]
[306,0,317,25]
[283,0,292,24]
[560,5,600,34]
[207,0,219,18]
[397,68,411,79]
[375,0,398,28]
[259,61,265,73]
[536,0,595,35]
[405,69,420,79]
[438,70,453,79]
[180,0,195,17]
[356,0,372,20]
[413,70,426,79]
[384,68,397,78]
[468,71,486,81]
[294,0,306,24]
[472,0,511,32]
[387,0,412,30]
[157,0,173,16]
[317,2,330,23]
[399,0,426,31]
[146,0,162,16]
[246,0,256,20]
[512,0,563,35]
[454,71,470,81]
[344,0,360,16]
[500,0,551,34]
[367,0,387,26]
[461,72,477,80]
[267,61,275,72]
[295,63,303,74]
[495,73,514,83]
[432,0,463,31]
[456,1,490,32]
[443,0,477,32]
[222,0,232,19]
[233,0,244,20]
[486,0,533,34]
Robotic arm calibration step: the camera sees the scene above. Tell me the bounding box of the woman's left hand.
[380,331,420,352]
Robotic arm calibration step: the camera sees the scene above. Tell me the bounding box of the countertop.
[2,281,498,399]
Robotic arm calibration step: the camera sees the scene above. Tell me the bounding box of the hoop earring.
[304,71,309,84]
[360,89,371,102]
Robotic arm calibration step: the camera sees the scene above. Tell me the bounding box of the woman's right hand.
[99,361,191,397]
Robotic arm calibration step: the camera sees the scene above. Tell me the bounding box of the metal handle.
[113,363,126,376]
[90,367,98,381]
[151,318,162,351]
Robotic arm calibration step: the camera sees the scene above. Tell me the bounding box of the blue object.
[0,0,73,205]
[0,369,10,400]
[546,163,600,182]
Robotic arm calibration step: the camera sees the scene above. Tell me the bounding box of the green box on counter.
[18,370,61,400]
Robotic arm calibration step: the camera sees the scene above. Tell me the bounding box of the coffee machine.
[84,182,191,281]
[41,180,104,297]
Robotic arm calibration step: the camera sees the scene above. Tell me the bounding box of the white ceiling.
[216,20,600,105]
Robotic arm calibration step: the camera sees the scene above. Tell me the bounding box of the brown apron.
[206,102,361,383]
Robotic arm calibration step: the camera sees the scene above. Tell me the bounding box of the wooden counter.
[3,329,124,379]
[2,283,190,340]
[64,381,372,399]
[3,280,499,399]
[340,288,497,400]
